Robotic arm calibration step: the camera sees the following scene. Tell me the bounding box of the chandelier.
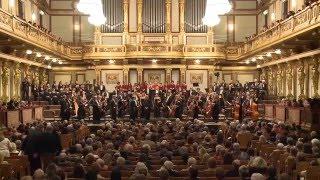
[77,0,106,26]
[202,0,232,27]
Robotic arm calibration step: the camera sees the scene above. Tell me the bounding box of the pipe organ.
[184,0,207,33]
[101,0,124,33]
[142,0,166,33]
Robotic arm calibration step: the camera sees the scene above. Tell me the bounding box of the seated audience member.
[33,169,45,180]
[162,161,179,177]
[0,130,12,157]
[225,159,241,177]
[215,167,225,180]
[251,173,266,180]
[188,165,199,180]
[111,157,126,180]
[72,163,86,179]
[158,167,170,180]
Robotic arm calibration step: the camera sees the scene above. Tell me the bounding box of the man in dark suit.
[129,96,138,122]
[142,97,151,121]
[21,78,30,101]
[91,96,102,124]
[60,95,71,120]
[174,99,184,119]
[110,96,117,121]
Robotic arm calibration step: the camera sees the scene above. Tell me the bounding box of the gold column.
[267,67,273,96]
[276,64,284,97]
[34,67,40,86]
[1,61,10,103]
[137,0,143,33]
[180,67,186,83]
[311,56,320,98]
[166,0,172,43]
[123,0,129,44]
[95,68,101,83]
[123,0,129,33]
[94,27,100,45]
[12,62,21,100]
[179,0,185,43]
[123,67,129,84]
[297,60,306,99]
[166,68,172,83]
[208,68,215,87]
[137,68,143,83]
[271,66,277,96]
[260,68,267,81]
[286,63,294,99]
[179,0,185,33]
[207,27,214,44]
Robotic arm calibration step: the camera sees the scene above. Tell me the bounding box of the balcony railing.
[80,44,240,59]
[0,9,79,60]
[238,1,320,58]
[1,1,319,62]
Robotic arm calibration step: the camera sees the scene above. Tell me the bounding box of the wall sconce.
[9,0,15,8]
[31,13,37,22]
[74,23,80,31]
[263,10,268,15]
[271,13,276,21]
[228,24,234,31]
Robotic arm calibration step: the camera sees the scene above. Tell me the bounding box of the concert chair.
[236,133,252,150]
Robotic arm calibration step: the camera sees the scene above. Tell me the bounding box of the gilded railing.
[239,1,320,57]
[1,1,319,61]
[0,9,78,60]
[81,44,239,59]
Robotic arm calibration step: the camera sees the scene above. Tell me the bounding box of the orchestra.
[22,79,267,122]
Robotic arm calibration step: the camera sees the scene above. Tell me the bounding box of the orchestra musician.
[110,95,117,120]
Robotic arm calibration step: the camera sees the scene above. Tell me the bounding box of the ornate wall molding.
[1,61,9,102]
[311,56,320,98]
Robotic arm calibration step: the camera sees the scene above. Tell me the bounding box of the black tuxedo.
[129,99,137,121]
[110,99,117,120]
[60,98,71,120]
[91,100,102,123]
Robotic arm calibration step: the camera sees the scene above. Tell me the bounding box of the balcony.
[1,1,319,62]
[0,9,81,60]
[238,1,320,59]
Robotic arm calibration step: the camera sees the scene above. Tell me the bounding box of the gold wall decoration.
[95,68,102,83]
[123,68,129,84]
[137,68,143,83]
[297,60,306,99]
[106,73,120,84]
[180,68,186,83]
[148,73,162,83]
[166,0,171,33]
[1,61,9,102]
[286,63,294,99]
[276,66,282,96]
[311,57,319,98]
[123,0,129,33]
[137,0,143,33]
[13,62,21,100]
[190,73,203,84]
[267,67,273,95]
[166,68,172,83]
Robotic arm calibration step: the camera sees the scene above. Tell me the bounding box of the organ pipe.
[101,0,124,33]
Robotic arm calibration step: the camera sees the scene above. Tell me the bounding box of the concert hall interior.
[0,0,320,179]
